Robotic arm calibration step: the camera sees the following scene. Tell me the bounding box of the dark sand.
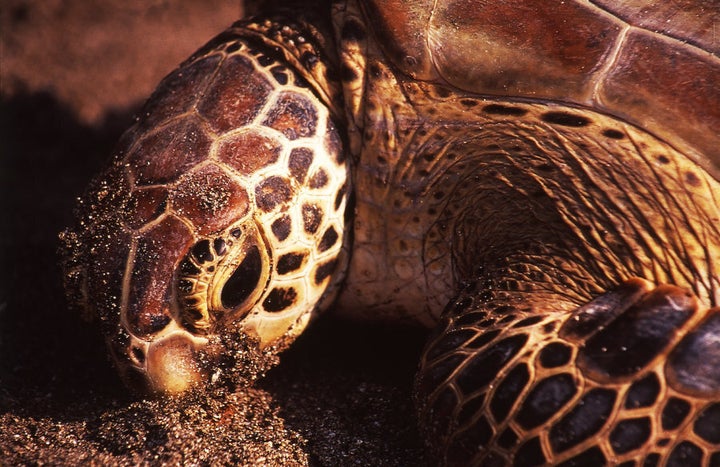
[1,1,428,464]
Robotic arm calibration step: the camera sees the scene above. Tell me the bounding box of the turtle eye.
[221,245,262,309]
[176,221,270,334]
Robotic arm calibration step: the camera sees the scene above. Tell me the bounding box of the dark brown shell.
[361,0,720,176]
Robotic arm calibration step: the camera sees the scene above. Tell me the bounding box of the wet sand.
[1,1,427,464]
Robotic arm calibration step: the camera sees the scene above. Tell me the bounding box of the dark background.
[1,1,427,464]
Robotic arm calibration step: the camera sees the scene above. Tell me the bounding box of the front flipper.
[415,278,720,466]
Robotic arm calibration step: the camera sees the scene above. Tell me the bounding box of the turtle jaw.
[119,317,309,396]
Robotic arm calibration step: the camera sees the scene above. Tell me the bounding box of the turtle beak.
[111,329,211,395]
[145,332,207,394]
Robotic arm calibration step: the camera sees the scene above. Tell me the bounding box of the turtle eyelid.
[220,245,263,309]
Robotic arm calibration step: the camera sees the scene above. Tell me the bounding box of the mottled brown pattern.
[124,187,169,229]
[217,130,282,173]
[127,117,212,185]
[271,214,292,241]
[302,203,323,234]
[288,147,314,183]
[262,92,318,140]
[198,54,274,133]
[139,54,223,130]
[254,175,293,212]
[172,164,250,235]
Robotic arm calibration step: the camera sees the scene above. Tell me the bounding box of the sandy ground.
[1,1,428,465]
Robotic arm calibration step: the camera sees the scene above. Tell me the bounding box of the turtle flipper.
[415,278,720,466]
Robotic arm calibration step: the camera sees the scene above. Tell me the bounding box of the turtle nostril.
[131,346,146,365]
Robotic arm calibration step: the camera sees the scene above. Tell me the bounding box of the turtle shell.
[360,0,720,177]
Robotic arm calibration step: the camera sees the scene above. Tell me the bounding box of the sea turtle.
[60,0,720,464]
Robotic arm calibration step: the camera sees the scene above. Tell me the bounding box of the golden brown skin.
[334,0,720,464]
[62,0,720,464]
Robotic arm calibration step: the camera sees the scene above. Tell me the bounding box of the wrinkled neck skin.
[437,112,720,307]
[330,4,720,324]
[339,85,719,325]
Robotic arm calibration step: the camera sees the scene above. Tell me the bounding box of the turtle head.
[63,143,349,395]
[60,22,350,394]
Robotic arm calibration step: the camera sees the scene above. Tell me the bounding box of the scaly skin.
[61,1,720,464]
[416,280,720,465]
[331,5,720,461]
